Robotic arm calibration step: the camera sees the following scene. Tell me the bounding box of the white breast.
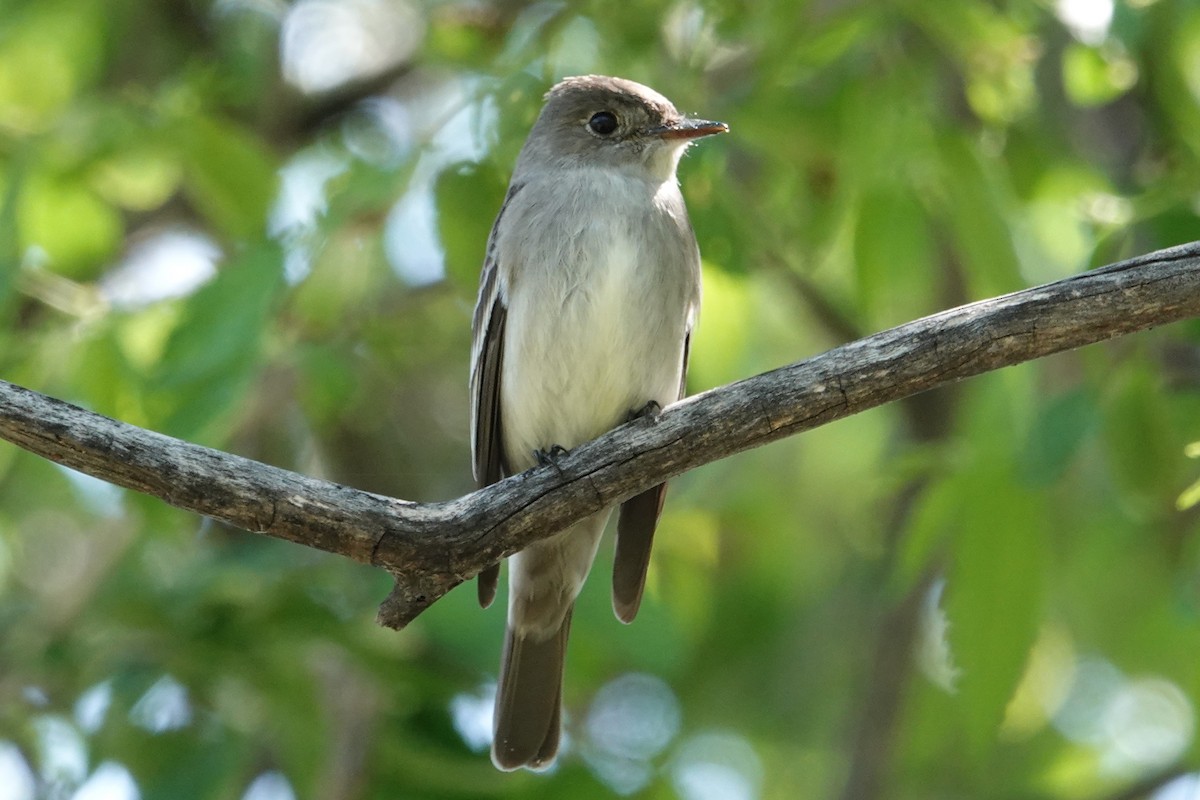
[497,168,697,472]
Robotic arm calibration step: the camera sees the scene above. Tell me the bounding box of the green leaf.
[175,116,278,241]
[149,242,283,439]
[295,343,359,426]
[1062,43,1138,107]
[943,464,1045,759]
[894,474,958,593]
[853,187,935,327]
[0,157,22,319]
[935,133,1023,297]
[434,161,506,292]
[1178,478,1200,511]
[1018,389,1096,485]
[0,0,105,129]
[1101,363,1180,501]
[20,173,123,277]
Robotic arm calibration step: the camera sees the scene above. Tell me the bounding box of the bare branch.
[1,242,1198,628]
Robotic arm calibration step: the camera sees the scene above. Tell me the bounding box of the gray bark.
[1,241,1198,628]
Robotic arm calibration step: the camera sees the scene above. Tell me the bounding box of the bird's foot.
[628,400,663,423]
[534,445,570,468]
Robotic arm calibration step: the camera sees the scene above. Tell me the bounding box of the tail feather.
[491,608,573,771]
[613,483,668,623]
[477,563,499,607]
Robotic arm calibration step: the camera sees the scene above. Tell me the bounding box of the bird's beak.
[649,118,729,141]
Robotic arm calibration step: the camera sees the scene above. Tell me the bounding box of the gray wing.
[470,183,523,608]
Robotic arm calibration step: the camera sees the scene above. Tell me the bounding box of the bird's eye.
[588,111,618,136]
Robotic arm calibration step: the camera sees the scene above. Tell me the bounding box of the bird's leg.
[534,445,570,469]
[627,400,662,423]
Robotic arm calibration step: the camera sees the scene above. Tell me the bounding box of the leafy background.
[2,0,1200,798]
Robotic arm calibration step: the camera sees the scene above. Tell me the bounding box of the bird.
[469,74,727,770]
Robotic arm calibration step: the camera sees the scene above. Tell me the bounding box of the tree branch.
[1,242,1198,628]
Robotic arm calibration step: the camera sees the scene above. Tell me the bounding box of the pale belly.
[498,237,689,473]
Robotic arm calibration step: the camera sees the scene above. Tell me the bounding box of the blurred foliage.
[1,0,1200,798]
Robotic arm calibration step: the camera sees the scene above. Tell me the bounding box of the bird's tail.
[491,607,573,771]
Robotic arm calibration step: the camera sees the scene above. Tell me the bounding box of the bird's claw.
[628,400,663,422]
[534,445,570,468]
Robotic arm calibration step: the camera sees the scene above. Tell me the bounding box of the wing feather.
[470,183,524,607]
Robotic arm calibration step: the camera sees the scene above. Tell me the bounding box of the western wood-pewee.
[469,75,727,771]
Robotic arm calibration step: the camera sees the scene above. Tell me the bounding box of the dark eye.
[588,111,618,135]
